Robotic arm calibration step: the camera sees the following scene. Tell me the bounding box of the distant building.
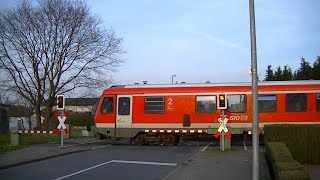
[0,104,36,131]
[7,105,36,130]
[4,98,99,130]
[62,98,100,114]
[41,98,100,114]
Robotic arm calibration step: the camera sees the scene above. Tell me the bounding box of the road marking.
[53,161,113,180]
[111,160,177,166]
[64,140,102,147]
[243,141,247,151]
[54,160,177,180]
[91,145,107,150]
[201,143,212,152]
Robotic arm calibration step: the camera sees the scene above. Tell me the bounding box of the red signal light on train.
[217,94,227,110]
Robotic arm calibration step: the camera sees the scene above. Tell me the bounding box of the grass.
[20,134,60,145]
[0,128,84,153]
[0,133,60,153]
[0,133,10,144]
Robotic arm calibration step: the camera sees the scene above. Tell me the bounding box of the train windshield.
[101,97,113,114]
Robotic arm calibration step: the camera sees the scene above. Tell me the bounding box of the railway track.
[106,134,265,147]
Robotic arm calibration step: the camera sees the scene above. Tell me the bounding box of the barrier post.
[59,110,64,148]
[220,110,225,151]
[220,128,231,151]
[88,126,97,137]
[10,127,20,146]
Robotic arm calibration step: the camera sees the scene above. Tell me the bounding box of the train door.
[116,95,132,128]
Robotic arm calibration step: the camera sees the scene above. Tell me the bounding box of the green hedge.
[20,134,60,145]
[277,170,310,180]
[266,142,310,180]
[264,124,320,164]
[266,141,294,163]
[0,133,10,145]
[64,113,95,127]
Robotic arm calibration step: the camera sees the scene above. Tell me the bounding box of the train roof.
[101,80,320,95]
[109,80,320,89]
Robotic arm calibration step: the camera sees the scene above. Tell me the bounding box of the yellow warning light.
[218,94,227,109]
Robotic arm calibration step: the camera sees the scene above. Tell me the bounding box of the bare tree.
[0,0,124,129]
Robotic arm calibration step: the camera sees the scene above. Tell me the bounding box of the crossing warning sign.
[54,111,69,134]
[214,112,232,138]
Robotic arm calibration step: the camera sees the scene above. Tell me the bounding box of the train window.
[118,97,130,115]
[101,97,113,114]
[145,96,164,114]
[286,93,307,112]
[196,96,216,113]
[226,94,246,113]
[258,94,276,112]
[316,94,320,112]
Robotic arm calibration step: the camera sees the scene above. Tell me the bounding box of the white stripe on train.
[124,80,320,89]
[131,90,320,97]
[95,122,320,129]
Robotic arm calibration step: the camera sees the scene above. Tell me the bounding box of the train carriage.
[94,80,320,145]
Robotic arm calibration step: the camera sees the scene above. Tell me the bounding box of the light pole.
[249,0,259,179]
[171,75,176,84]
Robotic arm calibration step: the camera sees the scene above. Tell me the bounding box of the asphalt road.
[0,139,204,180]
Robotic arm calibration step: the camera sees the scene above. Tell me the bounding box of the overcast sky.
[1,0,319,85]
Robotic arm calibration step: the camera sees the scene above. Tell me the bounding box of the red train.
[94,80,320,145]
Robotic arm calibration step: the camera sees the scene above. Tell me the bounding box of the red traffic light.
[56,95,65,110]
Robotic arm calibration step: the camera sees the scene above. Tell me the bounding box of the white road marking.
[53,160,177,180]
[243,141,247,151]
[53,161,113,180]
[111,160,177,166]
[91,145,107,150]
[201,143,212,152]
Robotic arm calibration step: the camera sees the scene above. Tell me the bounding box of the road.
[0,136,270,180]
[0,139,205,180]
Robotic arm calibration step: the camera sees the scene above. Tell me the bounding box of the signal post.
[215,94,231,151]
[55,95,69,148]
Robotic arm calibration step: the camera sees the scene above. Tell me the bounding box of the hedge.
[264,124,320,164]
[64,113,95,127]
[266,142,310,180]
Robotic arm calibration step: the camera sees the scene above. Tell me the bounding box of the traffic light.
[56,95,65,110]
[217,94,227,109]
